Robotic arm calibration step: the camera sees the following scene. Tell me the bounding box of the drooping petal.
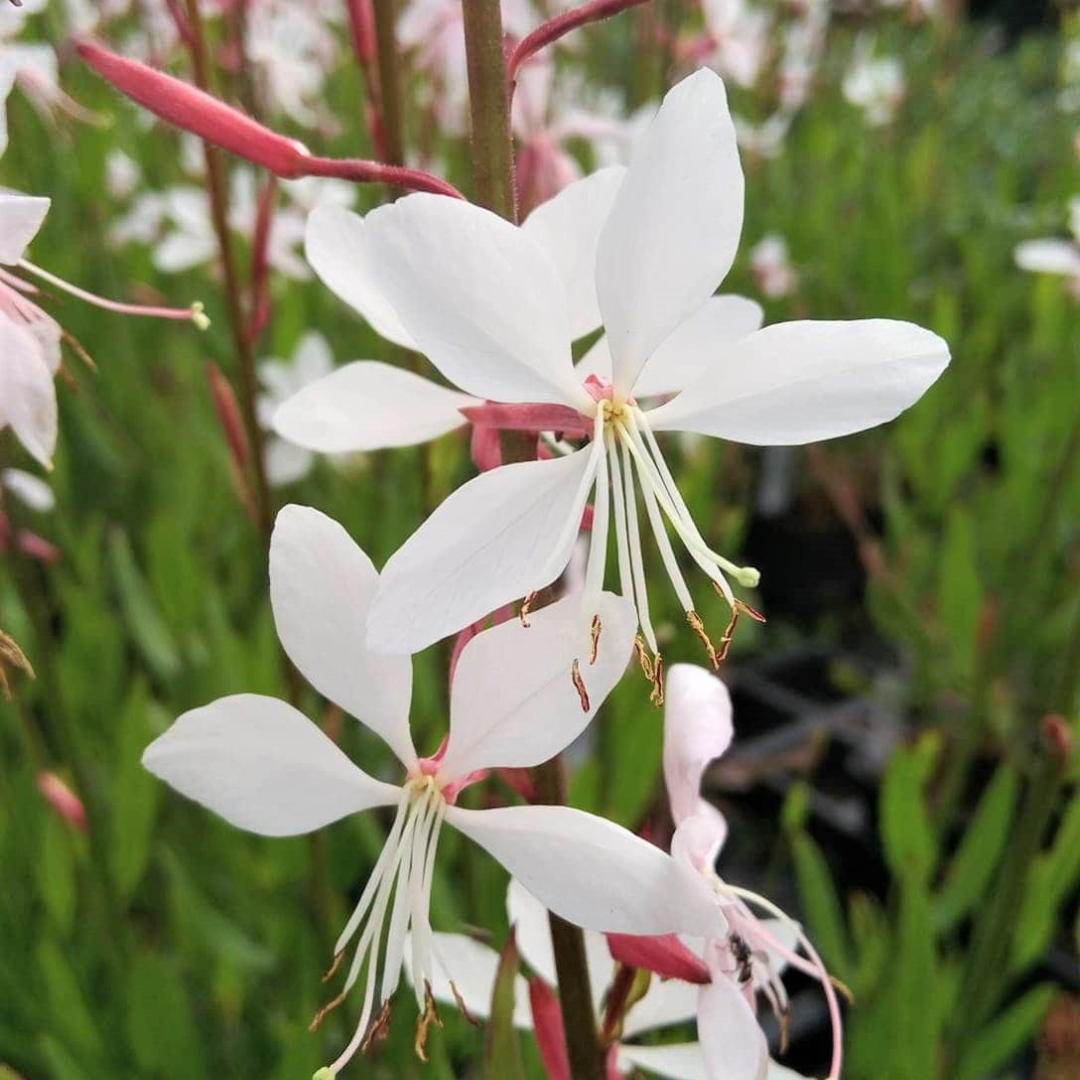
[304,206,417,348]
[697,977,769,1080]
[142,694,401,836]
[632,296,763,400]
[447,804,722,937]
[663,664,733,826]
[0,319,57,468]
[440,591,636,780]
[367,448,601,655]
[1014,238,1080,276]
[0,193,50,264]
[648,319,951,445]
[269,505,416,767]
[596,69,744,394]
[522,166,626,341]
[364,193,589,409]
[671,812,729,876]
[617,1042,708,1080]
[622,978,702,1039]
[405,932,532,1027]
[272,361,476,454]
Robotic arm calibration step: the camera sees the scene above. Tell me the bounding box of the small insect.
[730,932,754,985]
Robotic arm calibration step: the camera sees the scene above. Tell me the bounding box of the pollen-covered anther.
[713,595,767,663]
[519,590,538,627]
[650,653,665,707]
[321,949,345,983]
[633,635,655,681]
[779,1005,792,1055]
[414,981,443,1062]
[451,980,482,1027]
[686,610,719,670]
[589,614,602,665]
[571,659,591,712]
[309,988,348,1032]
[361,999,392,1053]
[830,974,856,1004]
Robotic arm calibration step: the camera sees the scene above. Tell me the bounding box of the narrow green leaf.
[484,931,527,1080]
[956,984,1057,1080]
[35,815,76,936]
[937,509,982,686]
[790,831,852,979]
[880,744,937,887]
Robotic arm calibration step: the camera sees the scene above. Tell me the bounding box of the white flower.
[143,505,721,1076]
[1,466,54,511]
[295,68,950,678]
[750,234,798,299]
[1014,196,1080,290]
[842,43,906,128]
[258,331,336,485]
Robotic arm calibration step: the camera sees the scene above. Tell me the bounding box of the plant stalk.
[372,0,406,171]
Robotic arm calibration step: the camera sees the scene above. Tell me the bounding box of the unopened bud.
[206,362,250,469]
[37,772,88,831]
[1042,714,1074,763]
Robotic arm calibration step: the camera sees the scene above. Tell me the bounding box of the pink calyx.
[607,932,712,985]
[461,401,590,437]
[413,743,487,804]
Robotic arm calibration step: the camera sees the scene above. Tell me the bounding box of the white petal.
[367,448,600,655]
[142,694,400,836]
[507,877,558,985]
[617,1043,708,1080]
[365,193,589,408]
[0,193,50,263]
[269,505,416,767]
[663,665,733,826]
[522,167,626,340]
[304,206,417,349]
[440,591,636,779]
[596,69,744,394]
[1014,238,1080,276]
[633,296,763,399]
[264,437,314,486]
[623,979,701,1039]
[576,334,612,383]
[0,319,57,468]
[1,467,54,511]
[649,319,951,445]
[447,804,722,937]
[272,361,476,454]
[697,978,769,1080]
[406,932,533,1027]
[293,330,335,384]
[767,1062,809,1080]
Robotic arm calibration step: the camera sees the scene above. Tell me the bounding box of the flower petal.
[367,448,600,655]
[263,437,313,486]
[365,193,589,408]
[440,591,636,780]
[0,319,57,468]
[596,69,744,394]
[0,193,50,264]
[632,296,763,399]
[1,467,53,511]
[304,206,416,348]
[697,977,769,1080]
[663,664,733,826]
[447,804,722,937]
[142,694,400,836]
[272,361,476,454]
[623,979,702,1039]
[522,167,626,341]
[617,1042,708,1080]
[648,319,951,445]
[1014,238,1080,276]
[406,932,533,1027]
[269,505,416,767]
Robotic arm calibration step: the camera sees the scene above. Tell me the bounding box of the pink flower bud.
[528,977,570,1080]
[606,932,711,984]
[206,362,250,468]
[37,771,88,831]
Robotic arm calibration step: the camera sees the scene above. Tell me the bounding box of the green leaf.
[934,765,1019,934]
[125,953,208,1080]
[35,814,77,936]
[789,830,852,979]
[956,984,1057,1080]
[880,743,937,887]
[484,932,527,1080]
[937,509,983,686]
[35,938,101,1057]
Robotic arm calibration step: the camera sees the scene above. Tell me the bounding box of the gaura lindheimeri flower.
[142,505,721,1077]
[659,664,846,1080]
[750,235,798,300]
[841,40,906,129]
[1014,197,1080,296]
[0,191,206,468]
[289,68,949,684]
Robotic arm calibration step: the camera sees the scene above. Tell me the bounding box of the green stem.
[372,0,406,171]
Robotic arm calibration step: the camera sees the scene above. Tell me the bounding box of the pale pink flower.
[144,505,721,1077]
[1015,197,1080,297]
[842,40,906,129]
[37,771,87,831]
[751,234,798,299]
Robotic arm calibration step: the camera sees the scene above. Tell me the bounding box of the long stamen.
[606,432,634,602]
[619,438,657,657]
[411,801,446,1011]
[583,430,611,601]
[17,259,209,328]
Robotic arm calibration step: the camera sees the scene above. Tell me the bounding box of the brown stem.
[372,0,405,171]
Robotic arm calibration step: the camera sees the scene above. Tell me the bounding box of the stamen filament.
[606,433,634,602]
[583,434,611,601]
[619,438,658,657]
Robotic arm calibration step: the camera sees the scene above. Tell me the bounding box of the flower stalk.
[372,0,405,171]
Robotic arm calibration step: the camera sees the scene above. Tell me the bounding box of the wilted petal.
[697,977,769,1080]
[617,1042,708,1080]
[142,694,400,836]
[0,193,50,264]
[304,205,417,348]
[368,448,600,655]
[1014,238,1080,276]
[663,664,733,826]
[447,804,722,937]
[273,361,476,453]
[365,193,588,409]
[440,591,636,779]
[269,505,416,767]
[596,69,744,394]
[632,296,763,399]
[0,319,57,468]
[649,319,950,445]
[522,167,626,340]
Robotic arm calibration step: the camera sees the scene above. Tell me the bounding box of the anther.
[650,653,665,707]
[686,610,719,670]
[633,635,654,681]
[309,989,348,1032]
[589,614,602,665]
[519,591,538,627]
[779,1006,792,1055]
[451,980,481,1027]
[571,659,591,712]
[321,950,345,983]
[361,999,392,1053]
[414,981,443,1062]
[714,595,767,663]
